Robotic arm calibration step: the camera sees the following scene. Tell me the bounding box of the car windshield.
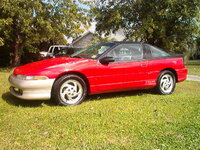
[55,48,80,56]
[70,43,116,59]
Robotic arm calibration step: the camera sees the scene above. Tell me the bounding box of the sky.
[77,1,90,10]
[77,0,96,33]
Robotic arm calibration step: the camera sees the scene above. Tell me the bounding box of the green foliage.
[0,0,89,66]
[0,70,200,149]
[92,0,200,54]
[194,37,200,59]
[0,38,4,46]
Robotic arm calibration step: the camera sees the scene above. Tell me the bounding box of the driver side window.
[106,44,143,62]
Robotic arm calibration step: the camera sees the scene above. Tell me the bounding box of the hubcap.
[160,74,174,93]
[60,79,83,104]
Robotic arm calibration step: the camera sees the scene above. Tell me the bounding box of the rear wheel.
[51,74,87,106]
[156,70,176,95]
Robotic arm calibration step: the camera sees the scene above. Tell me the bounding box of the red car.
[9,42,188,106]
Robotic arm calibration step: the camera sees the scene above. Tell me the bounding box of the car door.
[93,43,148,93]
[143,44,171,86]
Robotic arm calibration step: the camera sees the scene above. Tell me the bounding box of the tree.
[92,0,200,55]
[192,37,200,59]
[88,34,117,46]
[0,0,89,66]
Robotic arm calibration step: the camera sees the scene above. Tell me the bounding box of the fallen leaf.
[177,135,184,139]
[43,131,49,136]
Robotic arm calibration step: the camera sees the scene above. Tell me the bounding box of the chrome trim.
[8,74,55,100]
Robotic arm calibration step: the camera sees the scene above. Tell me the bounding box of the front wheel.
[155,70,176,95]
[51,74,87,106]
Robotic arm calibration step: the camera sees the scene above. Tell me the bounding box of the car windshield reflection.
[70,43,116,59]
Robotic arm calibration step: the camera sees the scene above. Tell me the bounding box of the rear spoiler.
[170,54,186,65]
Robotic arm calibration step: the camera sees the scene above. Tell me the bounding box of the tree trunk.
[11,34,20,67]
[11,19,21,67]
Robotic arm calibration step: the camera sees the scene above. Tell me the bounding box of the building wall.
[72,33,94,48]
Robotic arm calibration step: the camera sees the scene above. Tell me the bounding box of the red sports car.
[9,42,188,106]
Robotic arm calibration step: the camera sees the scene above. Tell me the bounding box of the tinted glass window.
[55,48,80,56]
[71,43,116,59]
[54,47,59,54]
[149,45,170,58]
[106,44,143,62]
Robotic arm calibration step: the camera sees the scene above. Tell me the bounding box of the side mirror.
[99,56,115,64]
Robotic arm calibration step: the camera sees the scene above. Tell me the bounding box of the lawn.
[186,65,200,76]
[0,70,200,150]
[186,60,200,76]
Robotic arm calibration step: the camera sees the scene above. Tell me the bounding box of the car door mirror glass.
[99,57,115,64]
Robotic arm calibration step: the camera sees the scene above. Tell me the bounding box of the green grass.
[186,60,200,76]
[187,60,200,65]
[0,70,200,150]
[186,65,200,76]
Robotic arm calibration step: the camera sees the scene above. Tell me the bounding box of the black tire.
[155,70,176,95]
[51,74,87,106]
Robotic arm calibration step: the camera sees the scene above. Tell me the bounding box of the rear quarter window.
[149,45,170,58]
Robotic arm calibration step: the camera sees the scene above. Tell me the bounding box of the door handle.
[141,63,147,67]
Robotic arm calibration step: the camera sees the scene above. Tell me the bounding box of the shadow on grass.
[86,89,153,102]
[1,92,55,107]
[2,89,153,107]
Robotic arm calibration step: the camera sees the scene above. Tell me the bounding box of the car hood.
[14,57,87,75]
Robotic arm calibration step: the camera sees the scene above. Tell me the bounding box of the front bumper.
[8,74,55,100]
